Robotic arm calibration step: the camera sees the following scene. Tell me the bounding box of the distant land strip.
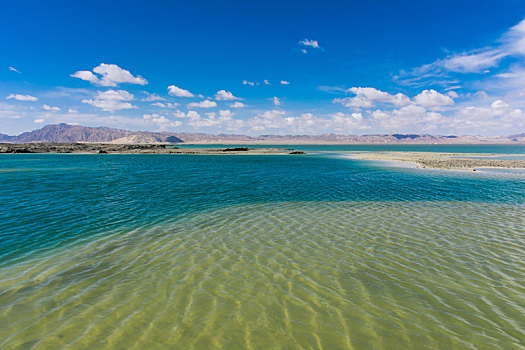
[1,124,525,144]
[0,143,303,155]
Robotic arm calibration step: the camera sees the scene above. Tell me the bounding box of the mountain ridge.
[1,124,524,144]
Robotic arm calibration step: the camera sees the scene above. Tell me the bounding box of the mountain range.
[1,124,524,144]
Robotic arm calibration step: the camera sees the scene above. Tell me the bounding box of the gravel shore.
[350,151,525,170]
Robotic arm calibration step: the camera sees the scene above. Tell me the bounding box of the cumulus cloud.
[333,87,410,108]
[71,63,147,87]
[272,97,281,106]
[450,100,525,133]
[263,79,271,85]
[243,80,255,86]
[167,85,194,97]
[34,118,45,123]
[215,90,241,100]
[43,104,61,111]
[9,67,21,73]
[230,101,245,108]
[187,100,217,108]
[82,89,136,112]
[370,104,444,133]
[281,80,290,85]
[413,89,455,108]
[6,94,38,101]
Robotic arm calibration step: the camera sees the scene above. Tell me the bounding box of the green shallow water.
[1,201,524,349]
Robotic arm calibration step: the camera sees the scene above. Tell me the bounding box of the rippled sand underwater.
[0,201,523,349]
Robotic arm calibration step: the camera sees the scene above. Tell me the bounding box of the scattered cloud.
[272,97,281,106]
[142,92,166,102]
[280,80,290,85]
[215,90,241,101]
[142,113,181,130]
[6,94,38,101]
[82,89,136,112]
[151,102,179,108]
[168,85,194,97]
[8,67,21,74]
[43,104,61,111]
[230,101,245,108]
[263,79,271,85]
[34,118,45,123]
[187,100,217,108]
[299,39,321,49]
[243,80,255,86]
[397,18,525,86]
[68,108,78,113]
[71,63,147,87]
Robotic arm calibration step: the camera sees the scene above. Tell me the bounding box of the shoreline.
[349,151,525,171]
[0,143,306,155]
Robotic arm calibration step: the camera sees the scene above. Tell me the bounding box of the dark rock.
[289,151,306,155]
[222,147,251,152]
[97,150,107,154]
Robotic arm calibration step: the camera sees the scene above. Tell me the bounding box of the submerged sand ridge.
[351,151,525,170]
[0,143,304,155]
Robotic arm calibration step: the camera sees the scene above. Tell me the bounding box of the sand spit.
[0,143,304,155]
[351,151,525,170]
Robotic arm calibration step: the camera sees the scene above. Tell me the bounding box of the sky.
[1,0,525,136]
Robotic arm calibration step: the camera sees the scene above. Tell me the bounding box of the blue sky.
[1,0,525,136]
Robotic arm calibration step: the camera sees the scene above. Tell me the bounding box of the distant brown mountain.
[1,123,524,144]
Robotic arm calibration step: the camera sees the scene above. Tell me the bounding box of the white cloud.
[167,85,194,97]
[397,18,525,86]
[71,63,147,87]
[43,104,61,112]
[187,100,217,108]
[281,80,290,85]
[151,102,179,108]
[82,89,136,112]
[230,101,245,108]
[142,113,181,130]
[6,94,38,101]
[450,100,525,133]
[142,92,166,102]
[243,80,255,86]
[215,90,241,101]
[263,79,271,85]
[440,49,506,73]
[34,118,45,123]
[333,87,410,108]
[272,97,281,106]
[413,89,455,108]
[299,39,320,49]
[8,67,21,73]
[173,109,234,128]
[68,108,78,113]
[446,91,459,99]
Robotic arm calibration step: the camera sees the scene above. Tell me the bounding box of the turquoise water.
[177,143,525,154]
[0,149,524,349]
